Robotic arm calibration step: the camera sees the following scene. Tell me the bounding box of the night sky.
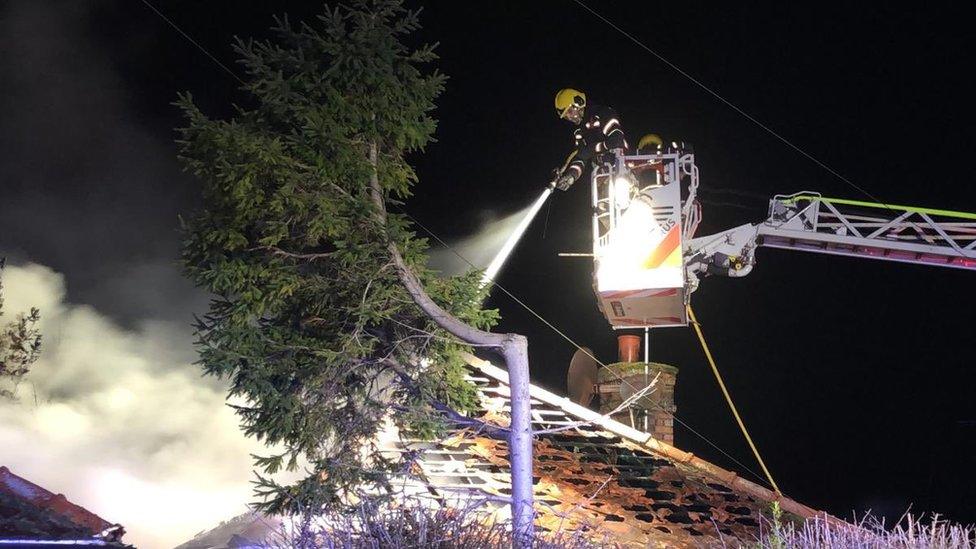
[2,0,974,533]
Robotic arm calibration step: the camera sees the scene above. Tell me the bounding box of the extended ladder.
[758,193,976,271]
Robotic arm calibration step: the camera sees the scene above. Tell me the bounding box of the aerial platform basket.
[586,146,976,330]
[591,150,699,329]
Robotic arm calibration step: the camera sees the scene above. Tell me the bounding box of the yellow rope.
[687,305,783,496]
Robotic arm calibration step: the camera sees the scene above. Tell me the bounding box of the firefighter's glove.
[555,173,577,191]
[547,168,560,190]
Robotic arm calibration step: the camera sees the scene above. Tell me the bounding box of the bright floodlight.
[614,176,632,209]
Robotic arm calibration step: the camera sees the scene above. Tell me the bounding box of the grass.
[754,512,976,549]
[259,497,975,548]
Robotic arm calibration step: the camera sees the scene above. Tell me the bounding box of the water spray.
[479,185,555,288]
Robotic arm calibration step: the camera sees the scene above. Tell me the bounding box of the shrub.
[264,499,606,548]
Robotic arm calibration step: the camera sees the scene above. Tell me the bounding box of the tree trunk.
[500,334,534,545]
[367,143,534,546]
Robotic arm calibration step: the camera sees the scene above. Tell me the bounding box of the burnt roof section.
[386,354,833,547]
[177,354,835,548]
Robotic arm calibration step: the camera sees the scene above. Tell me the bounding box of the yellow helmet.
[637,133,664,152]
[554,88,586,117]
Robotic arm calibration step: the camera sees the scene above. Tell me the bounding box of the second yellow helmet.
[637,133,664,152]
[554,88,586,117]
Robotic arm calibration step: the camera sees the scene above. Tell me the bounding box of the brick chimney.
[596,335,678,444]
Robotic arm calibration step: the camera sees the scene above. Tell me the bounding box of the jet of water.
[480,187,554,288]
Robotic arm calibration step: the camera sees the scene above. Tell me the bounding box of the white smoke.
[427,202,544,277]
[0,263,268,548]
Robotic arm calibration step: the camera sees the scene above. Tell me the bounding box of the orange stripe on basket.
[644,225,681,269]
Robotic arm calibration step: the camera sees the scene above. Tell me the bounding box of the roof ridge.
[0,465,116,536]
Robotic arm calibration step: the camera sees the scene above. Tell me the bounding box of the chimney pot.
[617,334,641,363]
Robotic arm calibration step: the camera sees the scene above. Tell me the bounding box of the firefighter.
[551,88,628,191]
[636,133,664,154]
[633,133,665,188]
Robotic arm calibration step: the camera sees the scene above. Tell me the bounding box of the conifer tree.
[177,1,515,516]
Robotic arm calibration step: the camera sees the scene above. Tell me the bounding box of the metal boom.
[757,193,976,270]
[686,192,976,292]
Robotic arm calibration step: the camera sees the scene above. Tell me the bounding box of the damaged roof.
[386,354,830,547]
[178,354,830,548]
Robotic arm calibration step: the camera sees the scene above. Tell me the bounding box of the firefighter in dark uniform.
[550,88,629,191]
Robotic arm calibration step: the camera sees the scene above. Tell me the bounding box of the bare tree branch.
[366,142,536,544]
